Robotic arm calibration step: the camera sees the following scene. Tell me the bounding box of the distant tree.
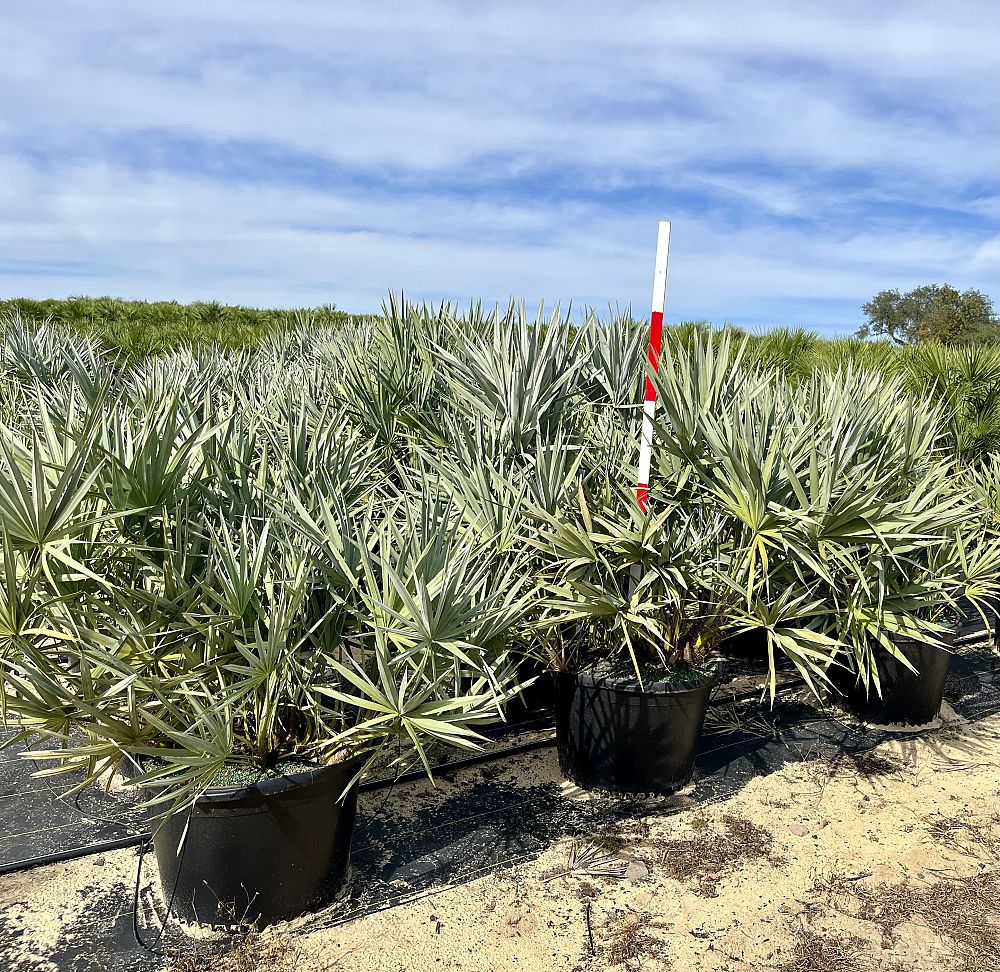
[857,284,999,346]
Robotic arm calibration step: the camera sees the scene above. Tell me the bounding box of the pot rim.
[559,667,719,696]
[140,753,363,805]
[888,628,957,651]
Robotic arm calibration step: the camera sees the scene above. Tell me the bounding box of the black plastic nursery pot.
[829,633,954,727]
[507,657,556,719]
[719,627,769,660]
[474,657,556,729]
[149,757,360,927]
[554,669,717,794]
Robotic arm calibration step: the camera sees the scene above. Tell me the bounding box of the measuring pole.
[636,221,671,512]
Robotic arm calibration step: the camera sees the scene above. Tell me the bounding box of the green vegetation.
[857,284,999,346]
[0,296,360,357]
[0,298,997,812]
[739,327,1000,470]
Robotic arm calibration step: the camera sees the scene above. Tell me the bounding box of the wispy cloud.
[0,1,996,333]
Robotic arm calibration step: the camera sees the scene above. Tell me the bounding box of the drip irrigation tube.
[0,833,150,877]
[0,737,566,879]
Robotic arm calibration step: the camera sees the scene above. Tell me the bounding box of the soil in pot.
[149,756,360,926]
[554,667,716,794]
[829,633,954,727]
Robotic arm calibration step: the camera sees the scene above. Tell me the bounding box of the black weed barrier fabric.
[315,650,999,929]
[0,645,997,971]
[0,736,148,871]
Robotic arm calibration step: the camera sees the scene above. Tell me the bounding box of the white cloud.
[0,0,996,332]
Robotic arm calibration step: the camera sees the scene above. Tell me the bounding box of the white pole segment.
[636,221,671,511]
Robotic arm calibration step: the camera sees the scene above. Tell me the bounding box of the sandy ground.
[1,709,998,972]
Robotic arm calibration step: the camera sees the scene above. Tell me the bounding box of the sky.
[0,2,997,335]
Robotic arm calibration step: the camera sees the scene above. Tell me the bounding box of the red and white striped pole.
[636,221,671,512]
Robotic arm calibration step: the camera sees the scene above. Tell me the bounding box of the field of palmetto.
[2,297,1000,969]
[1,297,1000,795]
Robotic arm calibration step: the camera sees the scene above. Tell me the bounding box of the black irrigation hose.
[0,742,148,877]
[19,738,125,830]
[478,709,560,740]
[0,738,564,878]
[131,807,193,957]
[357,679,803,794]
[0,833,149,877]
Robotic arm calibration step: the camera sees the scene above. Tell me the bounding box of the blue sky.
[0,2,997,334]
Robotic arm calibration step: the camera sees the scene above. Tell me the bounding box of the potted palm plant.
[534,485,737,794]
[824,514,1000,726]
[642,330,1000,722]
[0,363,533,927]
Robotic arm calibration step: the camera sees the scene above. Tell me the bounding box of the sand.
[1,709,998,972]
